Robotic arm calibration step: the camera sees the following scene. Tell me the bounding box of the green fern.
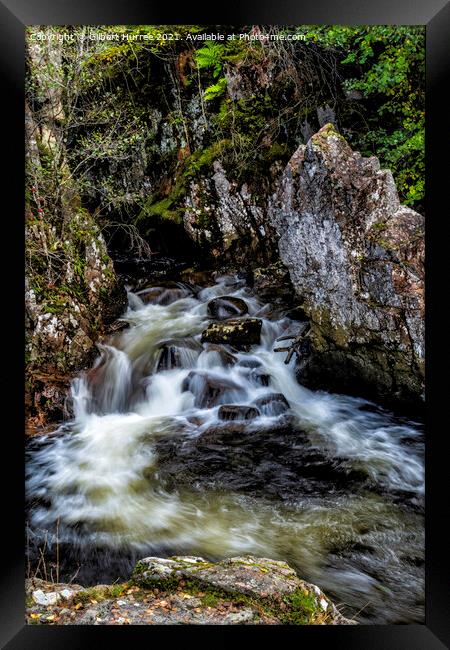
[195,42,224,78]
[203,77,227,101]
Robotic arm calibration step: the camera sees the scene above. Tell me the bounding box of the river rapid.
[26,272,424,624]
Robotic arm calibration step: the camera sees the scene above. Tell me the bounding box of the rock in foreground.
[26,556,355,625]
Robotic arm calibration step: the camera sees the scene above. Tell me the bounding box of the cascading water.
[26,273,424,623]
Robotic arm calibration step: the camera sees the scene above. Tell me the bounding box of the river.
[26,271,424,623]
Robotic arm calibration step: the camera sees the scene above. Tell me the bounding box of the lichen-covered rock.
[201,318,262,347]
[26,557,354,625]
[183,162,278,264]
[268,123,424,407]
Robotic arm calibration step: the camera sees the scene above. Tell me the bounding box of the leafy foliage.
[299,25,425,210]
[195,42,225,78]
[203,77,228,101]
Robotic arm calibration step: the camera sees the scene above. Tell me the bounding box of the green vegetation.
[299,25,425,210]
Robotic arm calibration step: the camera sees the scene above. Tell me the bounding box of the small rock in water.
[218,405,260,421]
[136,281,192,305]
[247,369,271,386]
[181,371,242,408]
[238,358,262,369]
[207,296,249,320]
[203,344,237,367]
[201,318,262,347]
[253,393,290,416]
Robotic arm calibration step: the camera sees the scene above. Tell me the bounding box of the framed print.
[1,0,449,647]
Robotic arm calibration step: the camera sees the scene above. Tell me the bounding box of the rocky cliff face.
[25,38,126,430]
[268,124,424,407]
[178,124,424,407]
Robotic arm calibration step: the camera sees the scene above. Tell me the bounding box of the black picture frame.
[1,1,449,647]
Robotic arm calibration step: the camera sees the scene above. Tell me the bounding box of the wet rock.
[248,369,271,386]
[207,296,249,320]
[156,344,180,371]
[181,371,242,408]
[107,319,130,334]
[251,262,294,306]
[26,370,72,430]
[136,281,192,305]
[179,268,215,287]
[154,417,368,498]
[237,357,262,369]
[201,318,262,347]
[253,393,290,416]
[218,405,260,421]
[202,344,238,367]
[156,338,202,371]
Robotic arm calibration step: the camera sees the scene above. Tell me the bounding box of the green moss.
[72,583,128,605]
[279,589,319,624]
[262,143,290,164]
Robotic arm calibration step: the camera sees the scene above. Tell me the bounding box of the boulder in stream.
[201,318,262,347]
[181,371,242,408]
[253,393,290,416]
[202,344,238,367]
[207,296,249,320]
[156,338,202,371]
[218,405,260,421]
[136,281,193,305]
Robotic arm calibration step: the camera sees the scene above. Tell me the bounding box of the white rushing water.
[26,273,424,623]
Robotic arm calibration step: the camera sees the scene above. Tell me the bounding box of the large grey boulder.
[268,124,424,407]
